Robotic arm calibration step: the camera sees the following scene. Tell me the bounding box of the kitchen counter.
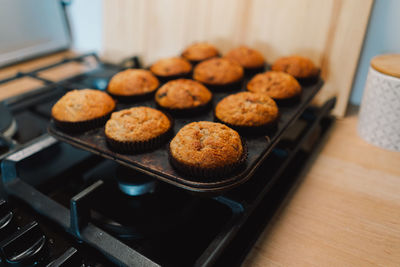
[243,107,400,266]
[1,52,400,266]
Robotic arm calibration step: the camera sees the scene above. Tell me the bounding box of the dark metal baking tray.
[48,77,324,193]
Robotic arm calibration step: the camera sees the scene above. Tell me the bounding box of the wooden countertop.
[243,108,400,266]
[1,52,400,266]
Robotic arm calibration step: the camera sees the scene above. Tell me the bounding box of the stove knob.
[0,221,47,266]
[46,247,83,266]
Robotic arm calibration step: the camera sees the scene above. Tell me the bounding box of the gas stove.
[0,53,335,266]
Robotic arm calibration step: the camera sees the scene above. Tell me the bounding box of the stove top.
[0,53,335,266]
[0,53,139,160]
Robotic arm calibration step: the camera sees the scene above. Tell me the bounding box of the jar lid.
[371,54,400,78]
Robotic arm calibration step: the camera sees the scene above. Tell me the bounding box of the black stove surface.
[0,53,335,266]
[36,156,235,266]
[0,53,127,162]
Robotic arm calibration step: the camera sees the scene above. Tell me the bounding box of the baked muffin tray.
[48,76,324,194]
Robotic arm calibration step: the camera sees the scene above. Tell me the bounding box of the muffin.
[225,46,266,74]
[150,57,192,82]
[169,121,246,178]
[105,107,172,153]
[193,58,244,91]
[107,69,159,101]
[51,89,116,132]
[271,55,319,83]
[155,79,212,116]
[181,42,219,65]
[247,71,301,105]
[215,92,278,134]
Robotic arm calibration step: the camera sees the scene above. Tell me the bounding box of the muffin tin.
[48,72,323,194]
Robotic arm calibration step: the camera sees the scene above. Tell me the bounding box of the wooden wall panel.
[246,0,333,61]
[102,0,373,116]
[317,0,376,116]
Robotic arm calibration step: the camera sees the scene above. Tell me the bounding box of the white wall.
[350,0,400,105]
[67,0,102,52]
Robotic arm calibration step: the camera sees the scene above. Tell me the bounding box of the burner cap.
[116,166,157,196]
[0,103,17,139]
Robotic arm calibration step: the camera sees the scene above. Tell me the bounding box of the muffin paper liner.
[52,111,113,133]
[200,79,243,92]
[214,115,279,137]
[155,72,193,83]
[243,65,266,77]
[296,70,320,86]
[188,59,202,66]
[105,115,174,154]
[185,54,221,66]
[168,138,248,180]
[273,92,302,106]
[107,89,157,103]
[155,100,213,118]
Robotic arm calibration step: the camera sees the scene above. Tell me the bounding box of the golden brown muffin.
[52,89,115,131]
[193,58,244,89]
[225,46,265,70]
[105,107,170,142]
[105,107,171,152]
[271,55,319,80]
[155,79,212,112]
[182,42,219,63]
[215,92,278,129]
[169,121,245,177]
[247,71,301,100]
[150,57,192,80]
[107,69,159,98]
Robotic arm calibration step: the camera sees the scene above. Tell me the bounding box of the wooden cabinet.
[102,0,373,116]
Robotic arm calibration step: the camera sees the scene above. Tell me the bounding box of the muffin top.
[107,69,159,96]
[193,58,244,85]
[182,42,219,62]
[247,71,301,99]
[155,79,212,109]
[170,121,243,169]
[215,92,278,127]
[105,107,171,142]
[224,46,265,68]
[52,89,115,122]
[150,57,192,77]
[271,55,319,78]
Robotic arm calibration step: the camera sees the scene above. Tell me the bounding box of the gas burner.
[90,179,197,240]
[115,166,158,196]
[0,103,17,139]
